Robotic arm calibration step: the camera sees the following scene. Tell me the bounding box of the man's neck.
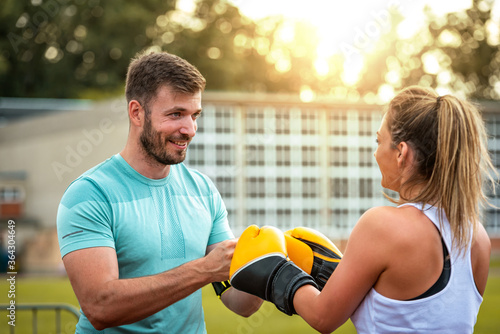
[120,145,171,180]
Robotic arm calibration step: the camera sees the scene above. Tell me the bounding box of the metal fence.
[0,303,80,334]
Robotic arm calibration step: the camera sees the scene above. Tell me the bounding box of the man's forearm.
[85,257,212,330]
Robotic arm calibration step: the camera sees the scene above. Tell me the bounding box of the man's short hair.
[125,51,206,108]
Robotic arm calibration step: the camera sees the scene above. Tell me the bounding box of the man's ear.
[128,100,143,127]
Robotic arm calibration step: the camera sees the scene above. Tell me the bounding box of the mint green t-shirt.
[57,154,233,333]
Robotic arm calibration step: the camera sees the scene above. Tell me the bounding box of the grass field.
[1,255,499,334]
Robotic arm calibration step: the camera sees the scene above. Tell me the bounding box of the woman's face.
[374,113,402,192]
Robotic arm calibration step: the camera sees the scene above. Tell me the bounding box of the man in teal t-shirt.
[57,51,262,333]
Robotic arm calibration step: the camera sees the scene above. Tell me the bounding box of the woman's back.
[351,203,487,334]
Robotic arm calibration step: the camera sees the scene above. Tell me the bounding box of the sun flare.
[228,0,476,99]
[170,0,481,100]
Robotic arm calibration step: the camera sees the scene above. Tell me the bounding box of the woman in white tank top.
[292,86,496,333]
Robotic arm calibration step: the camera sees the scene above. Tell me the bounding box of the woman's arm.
[471,223,491,296]
[206,242,263,317]
[293,207,394,333]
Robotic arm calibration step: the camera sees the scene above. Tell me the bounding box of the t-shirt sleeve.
[207,180,234,245]
[57,177,115,258]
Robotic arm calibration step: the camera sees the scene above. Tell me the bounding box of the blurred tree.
[376,0,500,100]
[422,0,499,99]
[1,0,178,98]
[152,0,285,92]
[2,0,498,100]
[0,0,287,98]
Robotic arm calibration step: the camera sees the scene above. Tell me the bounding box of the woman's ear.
[397,141,409,169]
[128,100,143,127]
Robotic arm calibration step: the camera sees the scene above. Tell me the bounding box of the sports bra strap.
[408,236,451,300]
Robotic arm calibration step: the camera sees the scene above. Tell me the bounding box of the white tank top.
[351,203,483,333]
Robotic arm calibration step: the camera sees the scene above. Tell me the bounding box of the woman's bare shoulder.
[355,205,433,246]
[357,206,413,230]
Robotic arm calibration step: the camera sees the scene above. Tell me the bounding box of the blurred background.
[1,0,500,333]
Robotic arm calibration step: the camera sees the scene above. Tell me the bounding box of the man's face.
[139,85,202,166]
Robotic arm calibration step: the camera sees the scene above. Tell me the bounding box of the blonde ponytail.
[386,86,496,252]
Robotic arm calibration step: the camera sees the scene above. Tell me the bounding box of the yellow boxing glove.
[230,225,317,315]
[285,227,342,290]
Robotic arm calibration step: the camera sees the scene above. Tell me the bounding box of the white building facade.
[1,92,499,243]
[184,93,500,239]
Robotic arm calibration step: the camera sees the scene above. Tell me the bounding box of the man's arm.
[206,243,263,317]
[63,239,236,330]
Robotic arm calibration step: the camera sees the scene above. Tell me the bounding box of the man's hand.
[205,239,237,282]
[206,239,263,317]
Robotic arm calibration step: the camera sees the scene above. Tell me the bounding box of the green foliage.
[1,0,176,98]
[384,0,500,99]
[157,0,282,92]
[0,0,283,99]
[1,0,499,100]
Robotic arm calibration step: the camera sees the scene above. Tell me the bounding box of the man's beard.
[140,113,190,166]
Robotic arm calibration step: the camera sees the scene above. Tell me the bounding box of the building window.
[329,113,347,135]
[359,147,373,167]
[330,147,348,167]
[485,181,500,199]
[302,177,319,198]
[216,176,235,198]
[276,145,291,166]
[301,110,318,135]
[331,178,348,198]
[276,109,290,135]
[358,113,372,136]
[246,177,266,198]
[0,186,24,219]
[246,109,264,134]
[302,146,319,166]
[491,149,500,168]
[215,108,234,134]
[0,187,23,203]
[359,178,373,198]
[485,116,500,139]
[246,145,265,166]
[277,177,291,198]
[215,144,234,166]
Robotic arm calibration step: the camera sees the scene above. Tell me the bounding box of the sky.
[175,0,499,61]
[228,0,489,45]
[228,0,499,24]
